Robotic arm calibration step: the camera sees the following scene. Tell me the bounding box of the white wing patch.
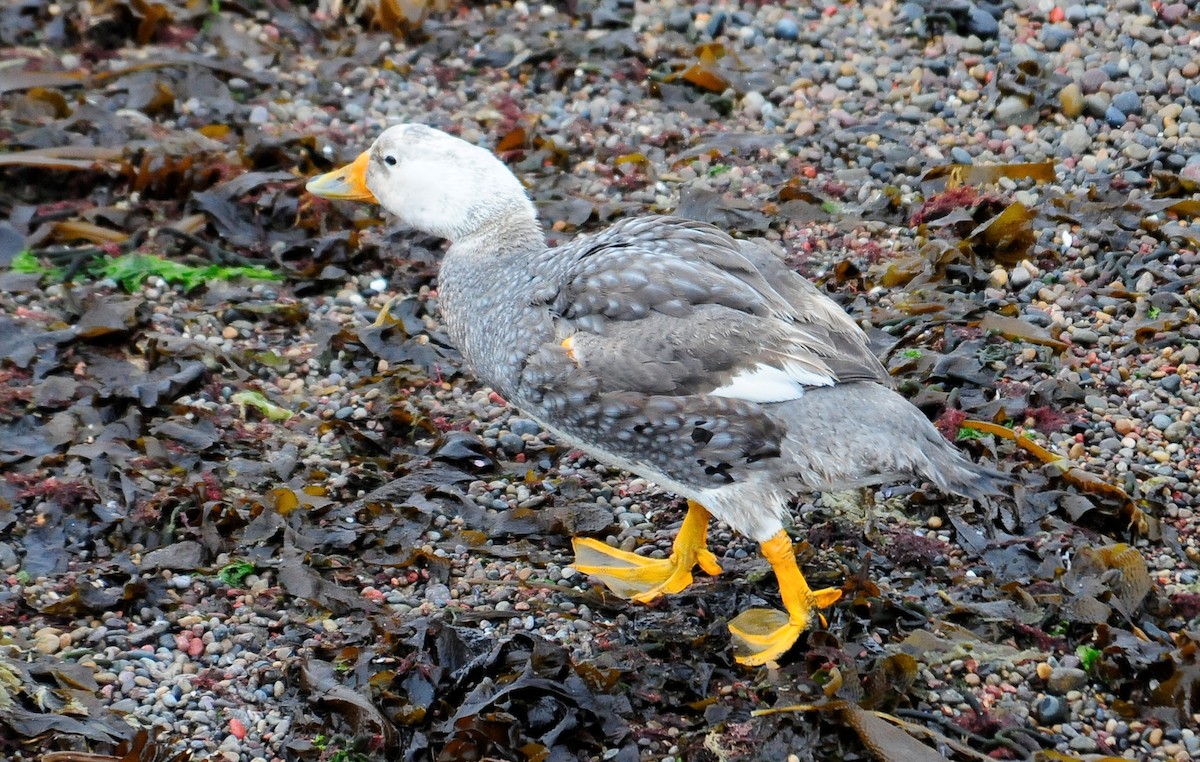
[709,362,834,403]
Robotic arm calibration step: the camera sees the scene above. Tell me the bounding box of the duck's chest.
[436,255,556,396]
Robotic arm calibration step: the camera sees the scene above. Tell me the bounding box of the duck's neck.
[436,209,549,393]
[451,209,545,256]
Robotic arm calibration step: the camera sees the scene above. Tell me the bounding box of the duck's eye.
[384,155,397,166]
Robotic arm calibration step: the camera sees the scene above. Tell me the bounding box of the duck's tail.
[772,382,1011,500]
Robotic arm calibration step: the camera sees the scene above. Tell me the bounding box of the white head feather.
[309,124,540,244]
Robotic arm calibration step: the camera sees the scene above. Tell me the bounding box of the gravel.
[3,0,1200,760]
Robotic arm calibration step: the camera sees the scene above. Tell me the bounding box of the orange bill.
[305,151,375,202]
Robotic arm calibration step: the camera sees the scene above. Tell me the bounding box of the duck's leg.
[728,531,842,666]
[572,500,722,602]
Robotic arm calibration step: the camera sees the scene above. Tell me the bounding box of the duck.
[305,124,1005,665]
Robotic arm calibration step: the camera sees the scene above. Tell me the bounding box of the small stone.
[995,94,1035,126]
[1068,735,1098,753]
[1114,418,1135,435]
[1047,667,1088,693]
[989,267,1008,288]
[666,8,691,32]
[1084,92,1112,118]
[509,418,539,437]
[706,10,727,37]
[774,18,799,40]
[1070,328,1099,345]
[1009,266,1031,289]
[1036,662,1053,681]
[1079,68,1110,94]
[33,628,62,655]
[1042,25,1073,52]
[1059,84,1084,118]
[941,688,965,704]
[1111,90,1142,115]
[1159,2,1188,22]
[1152,414,1173,431]
[1149,727,1164,746]
[498,431,524,452]
[742,91,766,118]
[1034,695,1070,725]
[1104,106,1127,128]
[1061,124,1091,154]
[1163,421,1191,443]
[1124,143,1149,160]
[249,105,269,125]
[424,584,452,606]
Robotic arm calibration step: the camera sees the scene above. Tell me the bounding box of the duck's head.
[306,124,538,243]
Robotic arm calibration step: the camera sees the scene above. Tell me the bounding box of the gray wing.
[514,216,886,490]
[537,215,887,401]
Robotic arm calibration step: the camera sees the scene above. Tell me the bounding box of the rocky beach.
[1,1,1199,760]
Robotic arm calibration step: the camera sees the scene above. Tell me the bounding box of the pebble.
[995,95,1034,126]
[1111,90,1142,116]
[1034,696,1070,725]
[774,18,799,40]
[1070,328,1099,345]
[1060,124,1090,154]
[1079,68,1110,94]
[1048,667,1089,694]
[1068,735,1099,753]
[1059,84,1084,118]
[1164,421,1191,442]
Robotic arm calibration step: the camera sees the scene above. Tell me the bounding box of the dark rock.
[707,11,727,37]
[1111,90,1142,115]
[1034,695,1070,725]
[773,18,799,40]
[510,418,540,437]
[498,431,525,452]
